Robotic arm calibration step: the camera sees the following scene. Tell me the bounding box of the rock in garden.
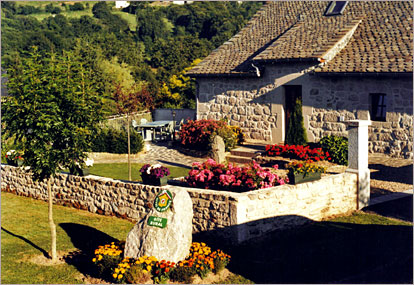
[210,135,226,163]
[124,187,193,262]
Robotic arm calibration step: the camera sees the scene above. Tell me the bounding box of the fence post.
[344,120,372,209]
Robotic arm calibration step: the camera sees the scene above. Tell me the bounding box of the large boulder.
[210,135,226,163]
[124,187,193,262]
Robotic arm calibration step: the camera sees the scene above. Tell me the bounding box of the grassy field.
[14,1,138,31]
[87,162,190,182]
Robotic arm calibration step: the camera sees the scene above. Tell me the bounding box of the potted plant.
[5,150,24,167]
[140,164,170,186]
[286,160,326,184]
[69,158,94,176]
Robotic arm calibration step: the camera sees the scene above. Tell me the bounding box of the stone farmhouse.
[187,1,413,159]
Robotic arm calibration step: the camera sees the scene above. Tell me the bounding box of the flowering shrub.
[152,259,176,283]
[264,144,331,162]
[179,119,226,150]
[229,125,245,145]
[140,164,170,180]
[5,150,24,166]
[172,242,231,282]
[186,158,286,192]
[92,242,231,284]
[92,241,124,280]
[286,161,327,176]
[178,119,244,151]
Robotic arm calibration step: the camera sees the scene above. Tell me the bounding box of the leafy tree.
[70,15,103,36]
[158,58,201,108]
[113,84,150,180]
[1,1,17,17]
[69,2,84,11]
[99,56,152,179]
[45,3,62,14]
[136,7,171,43]
[92,1,111,19]
[2,47,104,261]
[17,5,41,15]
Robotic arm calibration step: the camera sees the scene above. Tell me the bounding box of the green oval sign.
[154,189,173,212]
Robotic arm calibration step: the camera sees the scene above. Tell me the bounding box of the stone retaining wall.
[1,165,358,243]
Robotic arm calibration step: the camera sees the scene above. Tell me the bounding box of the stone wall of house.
[306,76,413,159]
[1,164,358,243]
[196,64,413,158]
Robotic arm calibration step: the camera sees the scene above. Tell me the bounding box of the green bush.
[213,125,237,152]
[92,128,144,154]
[169,266,196,284]
[285,97,307,146]
[319,135,348,165]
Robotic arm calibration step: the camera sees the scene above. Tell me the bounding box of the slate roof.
[187,1,413,77]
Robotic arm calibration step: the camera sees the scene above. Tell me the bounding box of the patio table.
[136,120,173,141]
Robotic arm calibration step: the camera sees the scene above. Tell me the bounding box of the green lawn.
[1,192,250,284]
[87,163,190,182]
[1,191,134,284]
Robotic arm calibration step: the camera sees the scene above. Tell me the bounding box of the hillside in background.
[1,1,262,111]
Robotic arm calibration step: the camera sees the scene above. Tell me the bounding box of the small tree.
[113,84,152,180]
[285,97,308,146]
[99,57,153,180]
[2,47,104,261]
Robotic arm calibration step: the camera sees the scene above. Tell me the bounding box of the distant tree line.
[1,1,262,112]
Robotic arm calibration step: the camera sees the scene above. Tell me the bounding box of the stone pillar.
[344,120,371,209]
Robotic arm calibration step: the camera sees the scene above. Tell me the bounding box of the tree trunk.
[127,115,131,181]
[47,178,57,261]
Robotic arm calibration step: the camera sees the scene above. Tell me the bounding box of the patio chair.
[137,118,149,139]
[173,119,185,140]
[159,121,174,141]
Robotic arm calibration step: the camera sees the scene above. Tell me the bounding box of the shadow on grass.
[195,216,413,284]
[59,223,119,281]
[157,159,192,169]
[1,227,50,258]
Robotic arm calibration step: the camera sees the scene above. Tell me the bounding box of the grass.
[1,192,250,284]
[1,191,134,284]
[86,163,190,182]
[15,1,137,31]
[112,11,137,31]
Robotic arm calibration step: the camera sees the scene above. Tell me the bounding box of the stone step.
[230,149,259,158]
[227,155,255,164]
